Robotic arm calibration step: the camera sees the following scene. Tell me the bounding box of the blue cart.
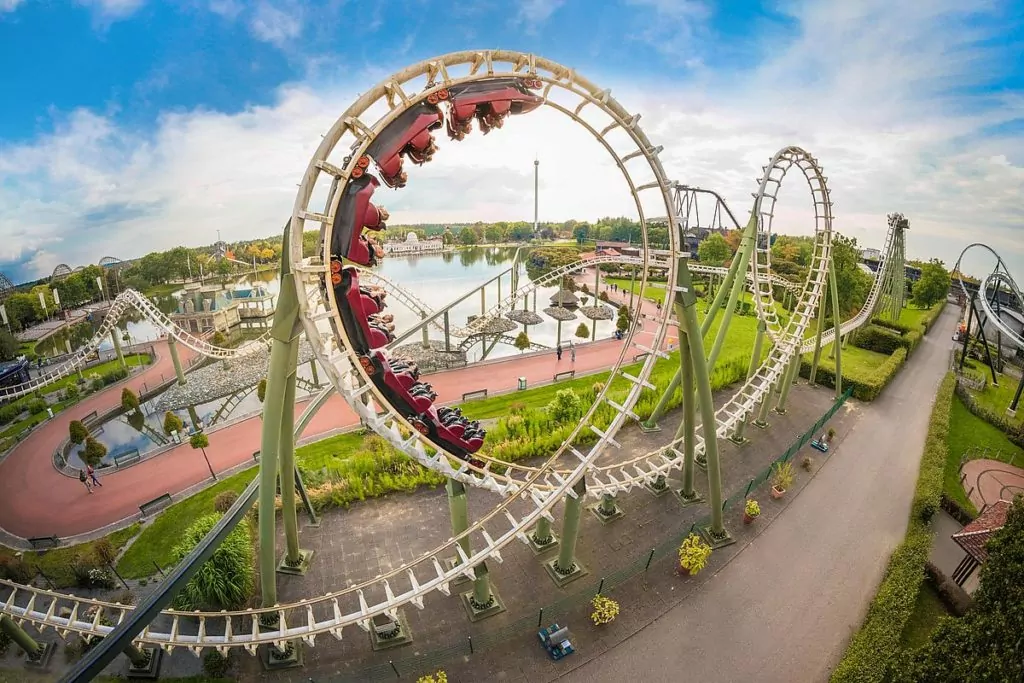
[810,435,829,453]
[538,623,575,660]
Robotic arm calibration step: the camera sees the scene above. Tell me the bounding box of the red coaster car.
[408,406,486,459]
[367,101,445,188]
[332,267,393,356]
[445,77,543,140]
[330,172,388,266]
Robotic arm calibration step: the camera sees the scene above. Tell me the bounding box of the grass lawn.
[143,282,185,298]
[966,373,1024,427]
[42,353,150,395]
[604,276,667,304]
[0,524,139,588]
[944,394,1024,516]
[899,580,952,650]
[898,305,936,331]
[801,341,890,379]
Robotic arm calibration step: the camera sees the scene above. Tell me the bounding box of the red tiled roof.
[952,499,1012,563]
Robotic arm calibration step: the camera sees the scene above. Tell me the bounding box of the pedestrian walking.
[87,464,102,488]
[556,344,563,361]
[79,469,93,494]
[570,342,576,363]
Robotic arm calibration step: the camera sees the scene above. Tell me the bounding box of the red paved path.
[961,458,1024,510]
[0,273,662,539]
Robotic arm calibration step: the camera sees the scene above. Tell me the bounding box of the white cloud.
[74,0,145,20]
[248,1,303,47]
[0,0,1022,282]
[0,0,25,14]
[516,0,564,27]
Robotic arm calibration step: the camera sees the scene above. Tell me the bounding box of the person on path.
[87,464,102,488]
[79,469,93,494]
[570,342,576,363]
[556,344,563,361]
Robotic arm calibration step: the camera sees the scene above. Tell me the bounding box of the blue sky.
[0,0,1022,283]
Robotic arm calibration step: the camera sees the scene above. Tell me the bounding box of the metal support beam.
[447,478,470,563]
[775,356,797,413]
[809,271,827,386]
[0,614,45,660]
[111,329,126,372]
[732,319,765,443]
[829,257,843,399]
[554,478,586,575]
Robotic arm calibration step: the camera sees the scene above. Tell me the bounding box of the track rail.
[954,244,1024,352]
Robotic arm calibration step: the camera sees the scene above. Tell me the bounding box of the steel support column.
[732,319,765,443]
[775,356,798,413]
[447,478,470,563]
[167,336,186,385]
[279,333,302,567]
[829,257,843,399]
[0,614,45,660]
[809,274,827,386]
[111,329,126,371]
[553,478,586,575]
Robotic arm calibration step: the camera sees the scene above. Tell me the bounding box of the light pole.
[533,157,539,236]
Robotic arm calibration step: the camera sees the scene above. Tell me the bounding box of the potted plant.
[771,461,794,499]
[590,594,620,625]
[743,499,761,524]
[677,533,712,576]
[826,427,836,444]
[802,456,813,472]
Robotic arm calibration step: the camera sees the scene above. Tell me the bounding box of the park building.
[383,232,445,255]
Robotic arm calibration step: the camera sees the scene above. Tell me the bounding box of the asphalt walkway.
[558,305,957,683]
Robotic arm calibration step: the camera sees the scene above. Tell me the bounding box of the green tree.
[163,411,184,436]
[513,331,530,353]
[0,329,17,361]
[697,233,731,266]
[831,233,873,318]
[441,227,455,245]
[911,259,950,309]
[211,331,227,346]
[120,387,140,413]
[893,496,1024,682]
[573,223,590,245]
[171,513,255,611]
[547,389,583,423]
[82,437,107,467]
[575,322,590,339]
[458,228,477,246]
[483,224,503,243]
[190,432,217,480]
[616,304,631,333]
[257,378,267,403]
[69,420,89,445]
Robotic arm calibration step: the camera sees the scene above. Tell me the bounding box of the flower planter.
[770,485,786,500]
[677,565,691,576]
[743,513,757,525]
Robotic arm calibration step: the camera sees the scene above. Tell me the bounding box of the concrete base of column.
[369,611,414,651]
[773,407,788,415]
[527,527,559,555]
[728,430,750,446]
[22,642,56,670]
[543,556,588,588]
[699,523,736,550]
[125,646,163,679]
[695,454,708,472]
[676,488,704,508]
[258,640,304,671]
[752,419,770,429]
[1007,408,1016,417]
[638,421,662,433]
[644,475,671,497]
[589,496,624,525]
[460,585,506,622]
[275,548,314,576]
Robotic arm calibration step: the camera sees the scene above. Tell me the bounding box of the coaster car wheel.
[358,355,377,376]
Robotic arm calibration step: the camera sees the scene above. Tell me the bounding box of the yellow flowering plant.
[677,533,712,574]
[590,594,620,625]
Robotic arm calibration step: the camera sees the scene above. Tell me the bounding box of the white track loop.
[954,243,1024,351]
[0,289,271,401]
[583,146,835,497]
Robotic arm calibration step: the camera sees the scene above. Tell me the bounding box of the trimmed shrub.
[852,325,906,355]
[0,555,33,583]
[831,373,953,683]
[163,411,184,436]
[172,513,255,611]
[214,490,239,513]
[82,437,107,467]
[257,378,267,403]
[93,538,118,566]
[799,347,908,402]
[69,420,89,445]
[203,650,230,677]
[574,322,590,339]
[953,380,1024,449]
[121,387,140,413]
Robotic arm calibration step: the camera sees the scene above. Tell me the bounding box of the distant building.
[384,231,445,255]
[0,359,30,389]
[860,247,882,261]
[170,283,240,334]
[596,241,640,258]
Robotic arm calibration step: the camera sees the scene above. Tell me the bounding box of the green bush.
[831,373,953,683]
[799,347,908,402]
[26,398,47,414]
[102,367,129,386]
[953,381,1024,449]
[257,378,267,403]
[547,389,584,423]
[172,513,255,611]
[203,649,230,677]
[163,411,184,436]
[852,325,906,355]
[69,420,89,445]
[82,437,107,466]
[0,402,23,425]
[575,322,590,339]
[214,490,239,513]
[121,387,140,412]
[64,383,80,401]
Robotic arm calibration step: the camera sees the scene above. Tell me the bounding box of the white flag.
[96,275,104,293]
[38,291,47,312]
[0,304,7,326]
[52,288,61,308]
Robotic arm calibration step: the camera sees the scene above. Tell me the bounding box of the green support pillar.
[258,228,308,614]
[593,265,599,299]
[731,319,766,444]
[556,319,562,346]
[0,614,49,663]
[528,515,557,553]
[829,258,843,399]
[676,320,701,504]
[110,329,127,372]
[545,478,587,586]
[278,332,311,574]
[308,358,319,386]
[533,289,537,312]
[420,312,430,349]
[644,210,757,431]
[167,336,186,386]
[675,262,730,545]
[480,287,485,316]
[446,478,471,569]
[443,311,451,352]
[187,405,201,431]
[809,275,828,386]
[774,356,798,414]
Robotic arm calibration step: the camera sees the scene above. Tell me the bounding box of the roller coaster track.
[1,51,906,666]
[954,244,1024,352]
[0,290,273,401]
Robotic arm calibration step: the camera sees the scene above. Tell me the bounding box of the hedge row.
[831,372,954,683]
[799,347,908,402]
